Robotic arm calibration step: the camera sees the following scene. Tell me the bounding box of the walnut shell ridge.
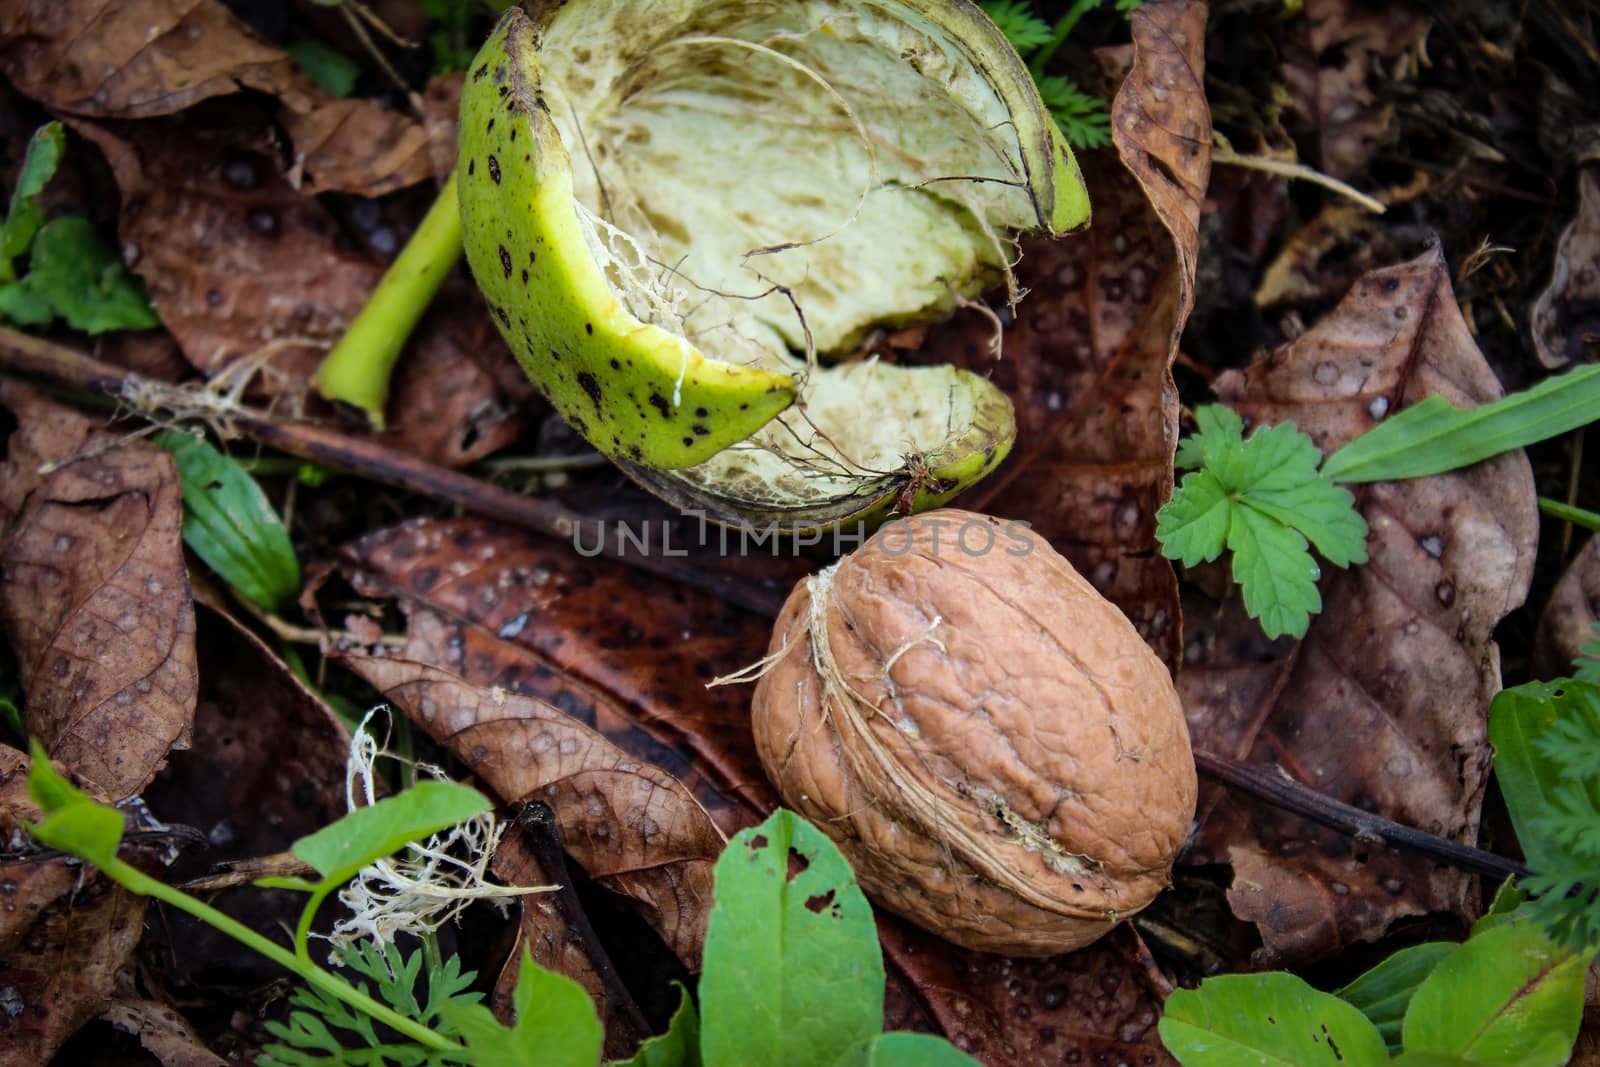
[751,509,1197,956]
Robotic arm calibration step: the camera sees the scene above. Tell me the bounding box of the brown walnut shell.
[751,509,1197,956]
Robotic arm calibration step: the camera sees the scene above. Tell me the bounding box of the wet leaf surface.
[1181,246,1539,962]
[102,998,230,1067]
[0,746,149,1061]
[0,382,196,800]
[76,118,530,466]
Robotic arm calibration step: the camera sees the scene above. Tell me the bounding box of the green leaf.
[1537,496,1600,535]
[5,216,160,333]
[2,121,66,278]
[1489,679,1600,950]
[1401,919,1585,1067]
[1228,504,1321,640]
[156,431,302,612]
[1034,75,1111,150]
[1156,405,1368,639]
[285,40,361,97]
[978,0,1054,52]
[608,985,700,1067]
[24,739,125,867]
[1323,365,1600,483]
[1574,622,1600,683]
[291,780,491,888]
[700,809,884,1067]
[0,279,55,325]
[830,1033,982,1067]
[1335,942,1458,1052]
[1156,470,1231,566]
[446,947,602,1067]
[1389,1054,1479,1067]
[1158,972,1390,1066]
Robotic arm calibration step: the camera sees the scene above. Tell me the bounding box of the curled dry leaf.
[338,652,726,969]
[0,747,149,1061]
[0,382,196,800]
[75,120,528,466]
[1534,534,1600,680]
[1279,0,1431,181]
[1532,165,1600,369]
[0,0,431,197]
[1180,245,1539,961]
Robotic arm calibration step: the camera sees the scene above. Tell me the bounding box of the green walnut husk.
[459,0,1089,531]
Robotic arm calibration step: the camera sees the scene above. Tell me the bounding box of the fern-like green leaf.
[977,0,1054,52]
[1033,75,1112,149]
[258,942,480,1067]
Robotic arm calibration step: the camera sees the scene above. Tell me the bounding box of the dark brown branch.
[1193,749,1528,882]
[515,800,652,1040]
[0,327,786,617]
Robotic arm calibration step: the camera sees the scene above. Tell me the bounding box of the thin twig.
[1193,749,1528,882]
[1211,147,1388,214]
[0,328,787,618]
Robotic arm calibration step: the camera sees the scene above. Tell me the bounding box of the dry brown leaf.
[0,747,149,1060]
[0,0,431,198]
[76,119,528,466]
[423,72,465,180]
[102,1000,229,1067]
[1532,166,1600,369]
[1534,534,1600,679]
[338,652,726,969]
[0,383,196,800]
[1279,0,1430,181]
[0,0,292,118]
[1181,245,1538,962]
[137,603,350,999]
[490,835,653,1060]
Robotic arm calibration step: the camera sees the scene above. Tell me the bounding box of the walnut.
[751,509,1197,956]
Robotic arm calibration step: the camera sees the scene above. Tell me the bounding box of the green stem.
[103,855,462,1054]
[1538,496,1600,535]
[312,171,463,430]
[1029,0,1101,76]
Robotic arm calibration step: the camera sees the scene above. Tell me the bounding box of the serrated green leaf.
[285,40,361,97]
[1034,74,1111,149]
[1401,919,1585,1067]
[445,947,602,1067]
[1157,470,1232,566]
[1228,504,1320,639]
[700,809,884,1067]
[1,122,65,278]
[1323,365,1600,483]
[291,780,491,887]
[0,279,55,325]
[156,431,301,612]
[1335,941,1458,1053]
[609,985,700,1067]
[7,216,160,333]
[830,1033,982,1067]
[1158,972,1390,1066]
[1243,478,1368,568]
[1226,421,1324,492]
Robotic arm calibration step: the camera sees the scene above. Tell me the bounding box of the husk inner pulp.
[537,0,1062,509]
